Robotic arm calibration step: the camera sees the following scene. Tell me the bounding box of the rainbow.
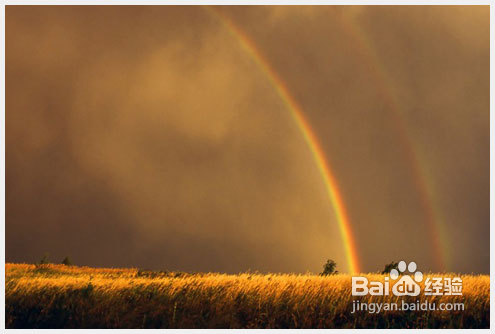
[206,7,451,273]
[335,12,448,271]
[205,6,360,274]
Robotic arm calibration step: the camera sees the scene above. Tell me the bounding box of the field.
[5,263,490,329]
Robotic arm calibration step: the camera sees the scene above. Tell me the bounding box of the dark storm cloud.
[6,6,489,273]
[217,6,489,273]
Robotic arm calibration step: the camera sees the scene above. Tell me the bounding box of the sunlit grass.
[5,263,489,328]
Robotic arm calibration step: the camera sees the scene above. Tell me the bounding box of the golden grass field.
[5,263,490,328]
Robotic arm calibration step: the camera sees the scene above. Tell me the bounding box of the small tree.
[39,253,50,265]
[321,259,338,275]
[61,256,73,266]
[382,261,399,274]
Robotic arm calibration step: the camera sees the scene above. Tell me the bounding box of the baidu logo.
[390,261,423,296]
[352,260,424,297]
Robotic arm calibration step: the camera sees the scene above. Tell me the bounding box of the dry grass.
[5,263,489,328]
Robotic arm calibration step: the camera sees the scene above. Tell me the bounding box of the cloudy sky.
[6,6,489,273]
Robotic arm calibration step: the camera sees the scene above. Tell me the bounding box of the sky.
[6,6,489,274]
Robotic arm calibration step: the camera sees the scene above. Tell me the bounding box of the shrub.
[320,259,338,275]
[38,253,50,265]
[61,257,73,266]
[382,261,399,274]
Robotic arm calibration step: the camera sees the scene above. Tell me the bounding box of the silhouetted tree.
[382,261,399,274]
[321,259,338,275]
[61,256,73,266]
[39,253,50,265]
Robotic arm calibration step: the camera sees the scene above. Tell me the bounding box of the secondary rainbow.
[206,6,360,274]
[335,12,448,271]
[207,7,449,272]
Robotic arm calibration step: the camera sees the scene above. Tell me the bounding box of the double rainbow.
[338,12,447,271]
[206,7,448,273]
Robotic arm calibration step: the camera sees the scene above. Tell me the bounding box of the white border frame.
[1,1,492,333]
